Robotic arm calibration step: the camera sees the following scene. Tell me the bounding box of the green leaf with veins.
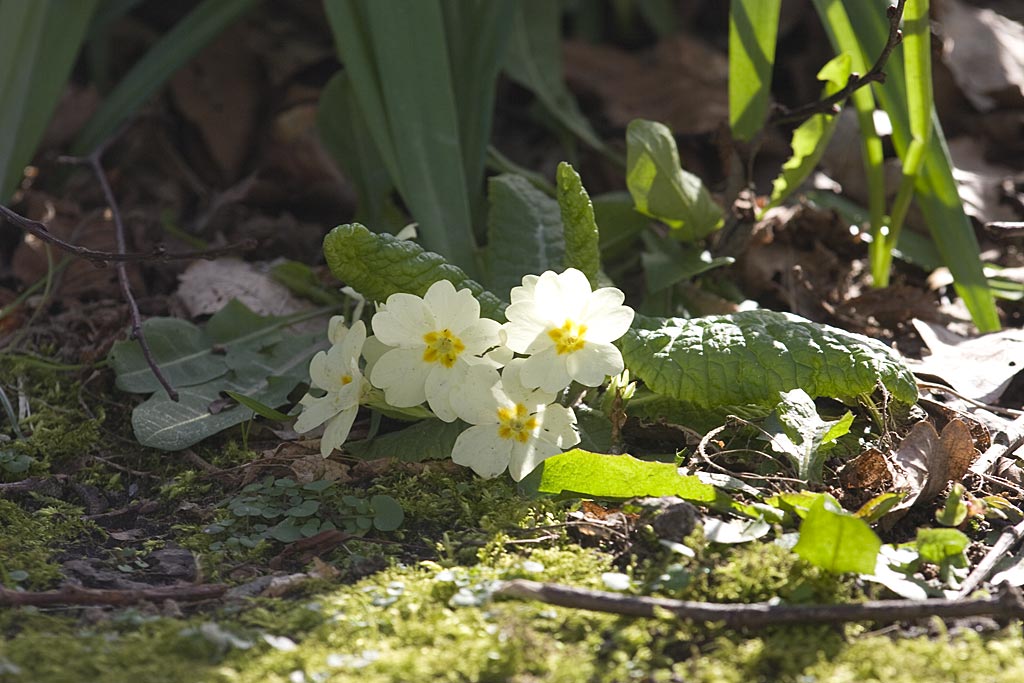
[625,119,723,242]
[536,449,756,517]
[486,173,564,294]
[619,311,918,408]
[322,223,506,320]
[556,162,601,287]
[345,419,466,462]
[763,389,854,483]
[794,494,881,574]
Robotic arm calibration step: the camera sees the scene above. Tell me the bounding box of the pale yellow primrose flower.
[369,279,505,422]
[502,268,635,394]
[294,319,367,457]
[450,359,579,481]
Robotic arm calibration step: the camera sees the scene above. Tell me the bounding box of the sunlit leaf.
[728,0,782,142]
[794,495,881,574]
[556,162,601,287]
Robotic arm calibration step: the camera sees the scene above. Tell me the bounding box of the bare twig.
[956,519,1024,598]
[0,204,257,263]
[770,0,907,127]
[495,579,1024,628]
[0,582,228,608]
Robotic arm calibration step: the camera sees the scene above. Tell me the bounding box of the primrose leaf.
[620,311,918,408]
[766,53,852,210]
[370,495,404,531]
[322,223,506,321]
[793,495,881,574]
[344,419,465,462]
[556,162,601,287]
[131,334,322,451]
[109,319,223,394]
[916,528,969,566]
[536,449,752,517]
[763,389,854,483]
[486,173,564,294]
[625,119,723,242]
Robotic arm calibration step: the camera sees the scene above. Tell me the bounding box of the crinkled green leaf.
[766,53,852,210]
[763,388,854,483]
[344,419,465,462]
[536,448,753,517]
[729,0,782,142]
[486,173,564,294]
[916,527,969,566]
[556,162,601,287]
[322,223,506,320]
[619,311,918,408]
[625,119,723,242]
[794,494,881,574]
[131,334,321,451]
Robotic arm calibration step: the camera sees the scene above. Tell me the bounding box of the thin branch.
[0,203,257,263]
[73,148,180,401]
[770,0,907,127]
[956,519,1024,598]
[0,583,228,608]
[494,579,1024,628]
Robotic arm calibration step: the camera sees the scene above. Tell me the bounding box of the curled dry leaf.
[881,420,978,526]
[176,258,311,319]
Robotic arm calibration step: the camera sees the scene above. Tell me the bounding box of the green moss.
[0,498,95,589]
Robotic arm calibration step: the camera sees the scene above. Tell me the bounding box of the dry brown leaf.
[176,258,311,318]
[839,447,895,490]
[948,137,1019,224]
[883,419,978,525]
[937,0,1024,111]
[910,318,1024,404]
[563,36,728,134]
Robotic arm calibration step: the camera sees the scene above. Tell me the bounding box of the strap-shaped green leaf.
[556,162,601,287]
[619,311,918,408]
[323,223,506,320]
[625,120,723,242]
[728,0,782,142]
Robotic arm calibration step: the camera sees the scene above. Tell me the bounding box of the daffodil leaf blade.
[556,162,601,287]
[485,173,564,294]
[793,495,881,574]
[625,119,723,242]
[536,448,754,517]
[323,223,506,321]
[344,419,465,462]
[620,311,918,408]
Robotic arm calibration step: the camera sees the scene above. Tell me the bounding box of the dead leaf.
[883,420,978,525]
[170,24,263,180]
[937,0,1024,112]
[839,447,895,490]
[563,35,728,134]
[909,318,1024,404]
[176,258,311,318]
[948,137,1019,224]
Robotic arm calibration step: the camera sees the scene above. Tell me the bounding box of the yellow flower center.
[548,319,587,355]
[341,375,353,385]
[422,328,466,368]
[497,403,538,443]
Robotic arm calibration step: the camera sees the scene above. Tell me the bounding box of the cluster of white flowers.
[293,268,634,481]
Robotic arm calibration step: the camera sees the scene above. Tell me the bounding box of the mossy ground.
[2,359,1023,682]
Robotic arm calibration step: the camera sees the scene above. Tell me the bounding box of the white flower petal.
[307,350,331,389]
[294,394,343,433]
[320,405,358,456]
[425,280,480,332]
[508,438,562,481]
[500,359,556,407]
[361,335,392,376]
[502,303,551,353]
[424,364,468,423]
[339,320,367,361]
[450,365,502,424]
[584,305,634,344]
[458,318,503,355]
[327,316,348,345]
[370,348,430,407]
[537,404,580,449]
[451,424,513,478]
[372,293,435,346]
[566,342,623,386]
[510,274,539,304]
[531,271,573,322]
[520,347,573,394]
